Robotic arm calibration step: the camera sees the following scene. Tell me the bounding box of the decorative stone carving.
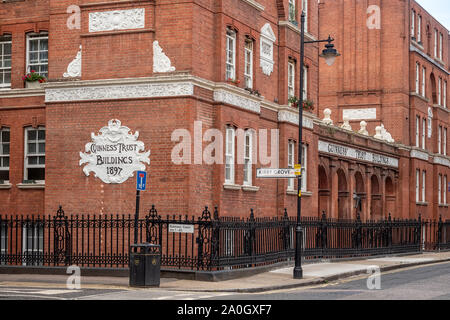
[213,90,260,114]
[410,150,429,161]
[322,108,333,125]
[260,23,275,76]
[374,126,383,140]
[46,82,194,102]
[340,116,352,131]
[342,108,377,120]
[153,41,175,73]
[89,8,145,32]
[63,45,82,78]
[374,124,394,143]
[358,121,369,136]
[278,110,314,129]
[79,119,150,184]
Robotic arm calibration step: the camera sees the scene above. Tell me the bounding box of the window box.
[25,81,42,89]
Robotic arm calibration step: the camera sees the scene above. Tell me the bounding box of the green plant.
[22,70,46,83]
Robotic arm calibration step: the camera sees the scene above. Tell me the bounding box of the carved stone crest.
[79,119,150,184]
[63,45,82,78]
[153,41,175,73]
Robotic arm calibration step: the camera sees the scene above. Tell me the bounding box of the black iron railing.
[0,206,448,271]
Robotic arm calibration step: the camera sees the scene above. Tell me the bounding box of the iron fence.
[0,206,448,271]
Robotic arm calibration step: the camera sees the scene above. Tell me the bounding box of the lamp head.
[319,36,340,66]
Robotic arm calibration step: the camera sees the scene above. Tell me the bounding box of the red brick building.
[0,0,448,222]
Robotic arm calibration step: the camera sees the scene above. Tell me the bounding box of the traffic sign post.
[134,171,147,246]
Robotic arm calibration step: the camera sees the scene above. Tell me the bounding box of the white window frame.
[422,170,426,202]
[444,81,447,108]
[0,127,9,182]
[0,221,7,264]
[444,128,447,156]
[225,126,235,184]
[438,78,442,105]
[411,10,415,38]
[0,35,12,89]
[416,116,420,148]
[244,40,253,89]
[434,29,438,58]
[26,32,48,78]
[302,0,308,32]
[225,29,236,81]
[416,169,420,202]
[417,15,422,43]
[287,140,295,191]
[288,61,295,100]
[438,174,442,204]
[438,125,442,154]
[444,175,447,204]
[422,66,426,97]
[243,130,253,186]
[300,144,307,192]
[24,126,45,183]
[415,63,420,94]
[422,118,426,150]
[303,66,308,101]
[289,0,296,22]
[439,32,443,60]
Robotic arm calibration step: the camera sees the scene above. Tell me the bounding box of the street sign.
[257,168,296,179]
[136,171,147,191]
[294,164,302,176]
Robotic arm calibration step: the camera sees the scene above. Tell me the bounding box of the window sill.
[242,185,260,192]
[439,204,448,208]
[223,183,241,191]
[17,183,45,189]
[0,183,12,189]
[416,201,428,206]
[433,104,449,113]
[411,39,424,51]
[409,92,429,103]
[287,190,312,197]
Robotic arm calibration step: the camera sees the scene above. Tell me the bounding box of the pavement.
[0,251,449,294]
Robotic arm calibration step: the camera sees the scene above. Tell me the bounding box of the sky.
[416,0,450,30]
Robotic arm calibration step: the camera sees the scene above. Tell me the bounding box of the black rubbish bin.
[129,243,161,287]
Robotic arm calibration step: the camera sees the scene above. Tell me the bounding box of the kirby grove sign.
[79,119,150,184]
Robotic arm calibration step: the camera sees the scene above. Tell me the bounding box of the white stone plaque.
[168,224,195,234]
[79,119,150,184]
[342,108,377,120]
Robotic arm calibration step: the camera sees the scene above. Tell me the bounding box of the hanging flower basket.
[288,97,315,112]
[227,78,241,85]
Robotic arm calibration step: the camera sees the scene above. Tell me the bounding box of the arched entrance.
[385,177,395,218]
[337,169,349,219]
[318,165,330,217]
[370,175,382,220]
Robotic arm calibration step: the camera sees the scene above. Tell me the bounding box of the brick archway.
[318,165,330,217]
[370,175,382,220]
[385,176,396,218]
[337,168,349,219]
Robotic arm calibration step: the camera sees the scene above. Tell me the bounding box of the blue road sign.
[136,171,147,191]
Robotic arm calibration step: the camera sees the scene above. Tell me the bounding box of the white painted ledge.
[223,183,242,191]
[240,0,264,11]
[0,183,12,189]
[17,183,45,189]
[242,185,260,192]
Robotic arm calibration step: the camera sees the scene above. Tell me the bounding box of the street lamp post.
[294,11,340,280]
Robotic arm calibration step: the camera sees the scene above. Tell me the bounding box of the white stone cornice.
[278,109,314,129]
[213,89,261,114]
[240,0,264,11]
[410,149,429,161]
[433,155,450,167]
[45,81,194,102]
[0,88,44,99]
[410,44,450,75]
[278,21,317,42]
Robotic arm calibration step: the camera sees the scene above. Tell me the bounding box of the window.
[0,221,7,265]
[289,0,296,22]
[439,33,443,60]
[287,140,295,191]
[302,0,308,32]
[416,169,420,202]
[411,10,415,38]
[26,32,48,78]
[422,67,426,97]
[225,29,236,81]
[243,130,252,186]
[416,116,420,147]
[417,15,422,42]
[303,66,308,100]
[0,35,11,89]
[438,125,442,154]
[300,144,307,192]
[444,81,447,108]
[444,128,447,155]
[0,128,9,181]
[225,126,235,184]
[288,61,295,100]
[438,78,442,105]
[422,118,426,149]
[438,174,442,204]
[22,224,44,266]
[444,176,447,204]
[422,171,426,202]
[415,63,420,94]
[24,127,45,182]
[244,40,253,89]
[434,29,438,57]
